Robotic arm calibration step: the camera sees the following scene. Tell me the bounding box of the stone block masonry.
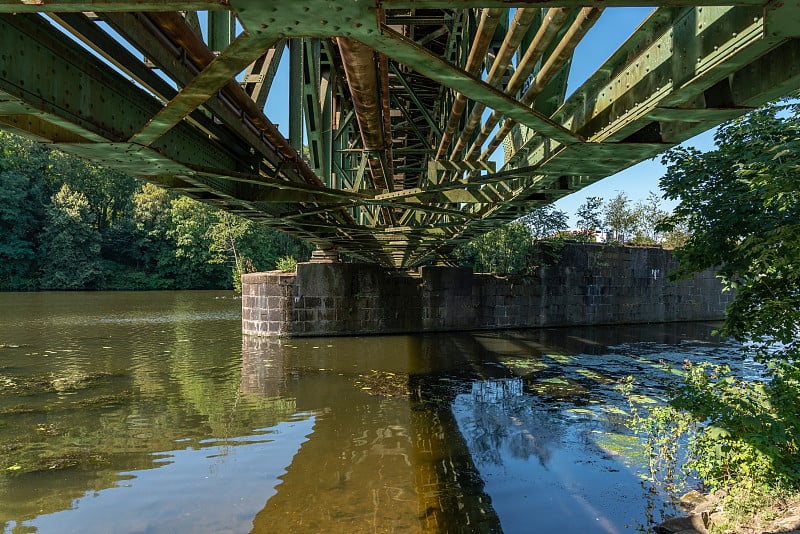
[242,243,734,337]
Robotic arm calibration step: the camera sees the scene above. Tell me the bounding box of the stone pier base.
[241,243,733,337]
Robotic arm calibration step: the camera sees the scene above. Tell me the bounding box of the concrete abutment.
[242,243,733,337]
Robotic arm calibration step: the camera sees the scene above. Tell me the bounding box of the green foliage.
[0,169,39,289]
[660,218,690,249]
[454,205,569,274]
[39,184,103,289]
[519,205,569,240]
[163,196,227,289]
[633,191,669,244]
[675,363,800,495]
[623,361,800,526]
[454,225,566,275]
[659,97,800,360]
[645,95,800,527]
[619,376,694,495]
[576,196,604,235]
[454,222,534,274]
[207,211,250,292]
[207,212,311,278]
[604,191,639,243]
[276,256,298,273]
[46,149,138,232]
[0,132,51,289]
[0,130,312,291]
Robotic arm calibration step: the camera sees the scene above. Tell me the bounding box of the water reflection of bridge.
[2,2,798,267]
[240,322,724,532]
[241,334,504,533]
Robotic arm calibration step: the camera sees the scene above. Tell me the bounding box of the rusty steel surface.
[0,1,798,267]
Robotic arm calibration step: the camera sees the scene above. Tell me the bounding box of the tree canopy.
[0,131,311,291]
[659,95,800,360]
[651,95,800,513]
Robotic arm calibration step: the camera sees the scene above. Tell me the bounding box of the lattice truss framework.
[0,0,798,267]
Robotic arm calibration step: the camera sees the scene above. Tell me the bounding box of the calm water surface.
[0,291,745,533]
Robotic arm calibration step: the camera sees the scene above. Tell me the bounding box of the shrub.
[275,255,297,273]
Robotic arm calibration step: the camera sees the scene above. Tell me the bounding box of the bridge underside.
[0,1,798,267]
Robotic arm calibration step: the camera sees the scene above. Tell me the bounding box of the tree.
[654,95,800,510]
[0,169,38,288]
[575,196,604,238]
[631,191,669,245]
[131,182,174,267]
[454,222,533,274]
[0,132,52,289]
[660,217,690,249]
[46,150,138,232]
[659,97,800,359]
[603,191,638,243]
[164,196,228,289]
[98,182,179,289]
[39,184,103,289]
[520,205,569,240]
[207,212,253,292]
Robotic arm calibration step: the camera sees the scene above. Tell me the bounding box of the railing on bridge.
[0,0,798,267]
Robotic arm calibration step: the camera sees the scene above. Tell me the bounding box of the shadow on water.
[242,322,739,534]
[0,292,744,533]
[239,334,503,534]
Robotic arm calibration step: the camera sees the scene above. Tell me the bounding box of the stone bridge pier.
[241,243,733,337]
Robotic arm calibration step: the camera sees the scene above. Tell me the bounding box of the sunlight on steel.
[0,0,798,267]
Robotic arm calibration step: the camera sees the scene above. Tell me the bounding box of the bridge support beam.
[242,243,733,337]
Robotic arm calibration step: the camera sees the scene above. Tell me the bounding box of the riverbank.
[657,491,800,533]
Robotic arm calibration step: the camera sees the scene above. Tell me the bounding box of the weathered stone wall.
[242,243,733,337]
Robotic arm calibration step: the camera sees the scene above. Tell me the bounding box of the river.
[0,291,745,533]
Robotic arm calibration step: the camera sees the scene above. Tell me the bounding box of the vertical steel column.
[289,38,304,153]
[208,11,234,52]
[321,65,333,186]
[303,39,331,182]
[332,109,354,191]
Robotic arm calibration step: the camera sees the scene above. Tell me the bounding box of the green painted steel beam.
[363,26,582,146]
[460,6,800,247]
[0,13,249,175]
[288,39,304,152]
[208,10,234,52]
[0,12,371,256]
[0,0,229,12]
[130,33,276,146]
[241,40,286,110]
[2,0,800,268]
[390,94,430,146]
[302,39,331,181]
[388,64,443,140]
[101,12,313,187]
[503,5,783,177]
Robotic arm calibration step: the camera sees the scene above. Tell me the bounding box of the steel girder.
[0,1,798,267]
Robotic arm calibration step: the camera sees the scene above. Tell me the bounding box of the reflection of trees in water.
[453,378,563,468]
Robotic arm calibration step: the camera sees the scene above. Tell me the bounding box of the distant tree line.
[455,190,688,274]
[0,131,310,291]
[573,190,689,246]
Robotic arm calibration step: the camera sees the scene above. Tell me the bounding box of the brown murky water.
[0,291,745,533]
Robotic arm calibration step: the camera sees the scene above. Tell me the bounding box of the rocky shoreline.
[655,491,800,534]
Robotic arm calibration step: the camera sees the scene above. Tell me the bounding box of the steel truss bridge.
[0,1,798,267]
